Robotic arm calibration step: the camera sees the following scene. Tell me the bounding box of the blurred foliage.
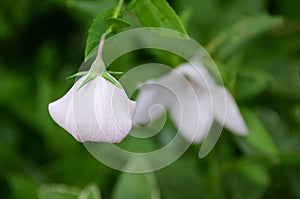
[0,0,300,198]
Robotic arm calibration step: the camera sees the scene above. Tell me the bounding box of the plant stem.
[106,0,124,34]
[113,0,124,18]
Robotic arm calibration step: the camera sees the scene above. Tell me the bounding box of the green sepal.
[79,72,98,90]
[102,71,122,88]
[108,70,124,75]
[66,71,89,79]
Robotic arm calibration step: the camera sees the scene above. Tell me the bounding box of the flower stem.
[106,0,124,34]
[97,33,107,60]
[91,0,124,74]
[89,33,107,75]
[113,0,124,18]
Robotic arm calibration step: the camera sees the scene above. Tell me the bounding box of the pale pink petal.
[133,83,172,126]
[212,87,248,135]
[95,77,136,143]
[177,62,247,136]
[175,63,216,90]
[133,70,183,126]
[134,67,214,143]
[49,32,136,143]
[170,88,213,143]
[49,98,78,138]
[49,75,135,143]
[48,75,86,141]
[72,75,105,142]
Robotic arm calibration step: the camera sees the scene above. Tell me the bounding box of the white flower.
[134,59,247,143]
[48,34,136,143]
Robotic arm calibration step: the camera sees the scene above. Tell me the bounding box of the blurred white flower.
[134,59,247,143]
[48,34,136,143]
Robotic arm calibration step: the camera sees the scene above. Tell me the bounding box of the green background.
[0,0,300,198]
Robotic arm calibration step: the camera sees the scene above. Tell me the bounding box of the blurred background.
[0,0,300,198]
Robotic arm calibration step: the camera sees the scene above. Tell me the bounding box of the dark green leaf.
[156,157,206,199]
[125,0,139,14]
[7,173,38,199]
[235,159,270,187]
[238,108,278,158]
[234,69,273,101]
[85,12,132,58]
[135,0,187,35]
[85,10,113,58]
[206,14,283,60]
[67,0,116,16]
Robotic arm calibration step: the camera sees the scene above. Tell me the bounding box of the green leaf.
[135,0,187,35]
[102,71,122,88]
[66,71,89,79]
[124,0,139,14]
[228,165,268,199]
[7,173,38,199]
[85,12,132,58]
[156,157,206,199]
[85,10,113,58]
[113,172,160,199]
[38,184,80,199]
[269,62,300,100]
[235,159,270,187]
[206,14,283,60]
[79,184,101,199]
[291,104,300,126]
[67,0,116,16]
[111,158,160,199]
[238,108,278,158]
[107,17,132,30]
[234,69,274,101]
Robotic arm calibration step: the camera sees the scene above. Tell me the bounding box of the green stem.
[106,0,124,34]
[113,0,124,18]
